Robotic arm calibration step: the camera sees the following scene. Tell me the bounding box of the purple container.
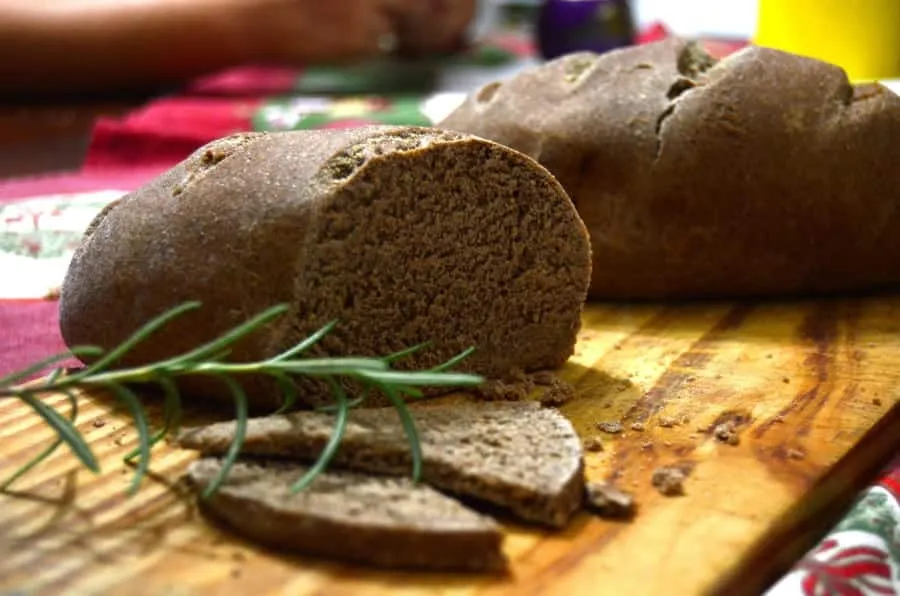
[536,0,635,61]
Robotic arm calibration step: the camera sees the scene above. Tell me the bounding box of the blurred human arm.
[0,0,257,94]
[0,0,477,96]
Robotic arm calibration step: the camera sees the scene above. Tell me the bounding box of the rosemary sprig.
[0,301,483,496]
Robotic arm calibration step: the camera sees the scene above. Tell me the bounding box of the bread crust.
[440,39,900,299]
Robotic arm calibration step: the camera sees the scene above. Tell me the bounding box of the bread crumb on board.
[585,482,636,519]
[538,378,577,407]
[713,422,740,446]
[873,397,883,406]
[658,416,679,428]
[630,422,646,432]
[652,465,691,496]
[786,448,805,460]
[584,436,605,452]
[597,421,623,434]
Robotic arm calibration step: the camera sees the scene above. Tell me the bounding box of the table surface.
[2,299,900,596]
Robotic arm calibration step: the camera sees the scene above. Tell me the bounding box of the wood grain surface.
[2,296,899,596]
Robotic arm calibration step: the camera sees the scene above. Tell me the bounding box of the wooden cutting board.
[2,296,900,596]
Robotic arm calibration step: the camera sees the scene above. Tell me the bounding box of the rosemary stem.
[0,300,484,498]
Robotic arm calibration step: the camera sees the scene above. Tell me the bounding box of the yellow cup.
[754,0,900,82]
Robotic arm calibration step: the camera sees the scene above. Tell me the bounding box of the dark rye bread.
[186,457,506,572]
[58,126,592,409]
[440,38,900,300]
[174,401,584,528]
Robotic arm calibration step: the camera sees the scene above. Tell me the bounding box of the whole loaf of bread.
[58,126,592,408]
[440,38,900,300]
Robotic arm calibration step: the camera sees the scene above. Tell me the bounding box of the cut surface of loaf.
[175,401,584,528]
[187,457,507,572]
[440,38,900,300]
[58,126,591,408]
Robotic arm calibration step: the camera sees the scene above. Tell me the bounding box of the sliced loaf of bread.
[176,401,584,528]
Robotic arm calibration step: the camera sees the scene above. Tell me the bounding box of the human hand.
[235,0,478,64]
[236,0,410,64]
[395,0,479,56]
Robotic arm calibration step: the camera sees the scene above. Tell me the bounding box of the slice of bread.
[187,457,506,572]
[175,401,584,528]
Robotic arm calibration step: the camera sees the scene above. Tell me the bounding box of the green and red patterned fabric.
[767,461,900,595]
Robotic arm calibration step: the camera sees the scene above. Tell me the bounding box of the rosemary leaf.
[17,390,99,473]
[163,304,289,366]
[379,383,423,483]
[123,376,181,464]
[106,383,152,495]
[270,372,300,415]
[205,350,233,363]
[290,377,350,493]
[0,346,102,388]
[1,388,79,491]
[158,376,184,439]
[395,386,425,398]
[269,319,338,362]
[430,347,476,372]
[45,367,65,385]
[201,376,249,499]
[316,394,366,413]
[267,357,390,375]
[176,357,388,379]
[358,369,482,387]
[315,379,374,413]
[81,302,202,376]
[382,341,432,363]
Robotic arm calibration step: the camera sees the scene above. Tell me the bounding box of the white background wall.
[631,0,758,38]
